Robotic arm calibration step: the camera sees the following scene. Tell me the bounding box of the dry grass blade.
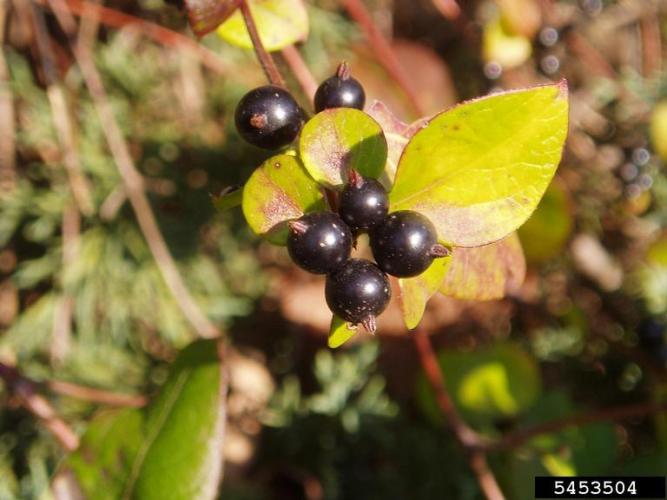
[47,0,222,339]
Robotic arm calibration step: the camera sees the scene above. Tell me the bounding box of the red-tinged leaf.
[390,83,569,247]
[439,232,526,300]
[184,0,239,38]
[299,108,388,188]
[366,100,428,185]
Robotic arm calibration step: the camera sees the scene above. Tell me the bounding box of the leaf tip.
[555,78,569,100]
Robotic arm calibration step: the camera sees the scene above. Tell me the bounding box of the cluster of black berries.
[287,170,448,332]
[234,62,365,150]
[234,63,447,331]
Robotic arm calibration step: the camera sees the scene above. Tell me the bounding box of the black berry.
[370,210,448,277]
[287,212,352,274]
[339,170,389,231]
[314,62,365,113]
[235,85,303,149]
[325,258,391,332]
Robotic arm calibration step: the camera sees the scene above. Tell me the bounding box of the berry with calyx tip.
[235,85,303,149]
[287,212,352,274]
[325,258,391,332]
[339,170,389,231]
[370,210,449,277]
[314,62,366,113]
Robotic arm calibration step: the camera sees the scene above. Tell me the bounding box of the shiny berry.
[339,170,389,231]
[287,212,352,274]
[370,210,448,277]
[325,258,391,332]
[314,62,365,112]
[235,85,303,149]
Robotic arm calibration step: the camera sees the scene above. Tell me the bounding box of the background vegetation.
[1,0,666,498]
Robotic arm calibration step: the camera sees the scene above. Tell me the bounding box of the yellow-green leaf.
[212,187,242,212]
[482,17,532,68]
[242,154,325,245]
[390,82,568,247]
[518,182,572,264]
[328,315,357,348]
[216,0,308,52]
[299,109,388,188]
[439,232,525,300]
[417,342,541,424]
[650,101,667,162]
[398,255,452,329]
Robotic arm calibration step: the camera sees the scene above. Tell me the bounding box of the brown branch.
[36,0,228,75]
[341,0,425,116]
[413,330,505,500]
[48,380,147,407]
[51,206,80,363]
[47,0,221,339]
[0,362,79,451]
[238,0,285,87]
[640,12,661,78]
[281,45,318,102]
[30,2,95,216]
[0,0,16,193]
[489,400,667,451]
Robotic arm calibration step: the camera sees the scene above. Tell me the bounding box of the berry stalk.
[238,0,285,87]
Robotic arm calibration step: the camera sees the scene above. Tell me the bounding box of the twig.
[413,330,505,500]
[51,206,80,363]
[341,0,425,116]
[36,0,228,75]
[238,0,285,87]
[281,45,318,102]
[0,0,16,193]
[640,12,661,78]
[0,362,79,451]
[48,380,147,407]
[48,0,221,339]
[29,1,95,216]
[489,400,667,451]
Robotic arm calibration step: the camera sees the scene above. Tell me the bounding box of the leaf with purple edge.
[242,154,325,245]
[439,232,526,300]
[390,82,569,248]
[299,108,388,188]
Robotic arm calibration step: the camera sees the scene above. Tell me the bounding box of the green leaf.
[518,182,572,264]
[483,17,532,69]
[299,108,388,188]
[212,188,242,212]
[328,315,357,348]
[417,342,541,424]
[216,0,308,52]
[61,340,227,500]
[242,154,325,244]
[390,83,569,247]
[398,255,452,329]
[439,232,525,300]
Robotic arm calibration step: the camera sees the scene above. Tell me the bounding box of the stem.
[37,0,228,75]
[0,362,79,451]
[341,0,424,116]
[48,0,221,339]
[238,0,285,87]
[281,45,318,102]
[413,330,504,499]
[48,380,147,407]
[490,400,667,451]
